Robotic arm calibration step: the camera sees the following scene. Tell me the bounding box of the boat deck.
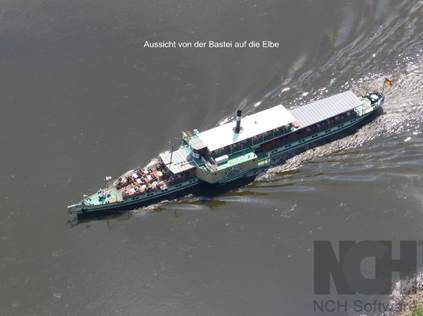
[83,188,121,207]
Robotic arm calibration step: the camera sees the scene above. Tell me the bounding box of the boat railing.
[354,101,374,116]
[118,162,172,198]
[201,157,217,172]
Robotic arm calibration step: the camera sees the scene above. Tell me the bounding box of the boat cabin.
[157,90,365,184]
[194,105,296,157]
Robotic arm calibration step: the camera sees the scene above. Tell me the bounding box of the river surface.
[1,0,423,315]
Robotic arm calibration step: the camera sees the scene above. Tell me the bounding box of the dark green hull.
[73,106,382,220]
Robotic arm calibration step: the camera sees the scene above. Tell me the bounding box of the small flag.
[384,78,393,87]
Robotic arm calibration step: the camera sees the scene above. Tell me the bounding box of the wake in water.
[257,58,423,182]
[133,1,423,211]
[135,59,423,212]
[253,0,423,182]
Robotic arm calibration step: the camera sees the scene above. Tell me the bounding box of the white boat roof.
[159,147,197,174]
[291,90,362,128]
[197,105,296,152]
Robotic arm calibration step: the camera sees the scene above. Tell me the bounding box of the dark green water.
[1,0,423,315]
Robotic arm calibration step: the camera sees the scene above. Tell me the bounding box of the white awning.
[159,148,197,174]
[197,105,296,152]
[291,90,362,128]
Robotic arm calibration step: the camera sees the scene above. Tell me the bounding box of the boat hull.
[72,105,382,219]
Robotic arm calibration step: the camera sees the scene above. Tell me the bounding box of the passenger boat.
[68,87,386,217]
